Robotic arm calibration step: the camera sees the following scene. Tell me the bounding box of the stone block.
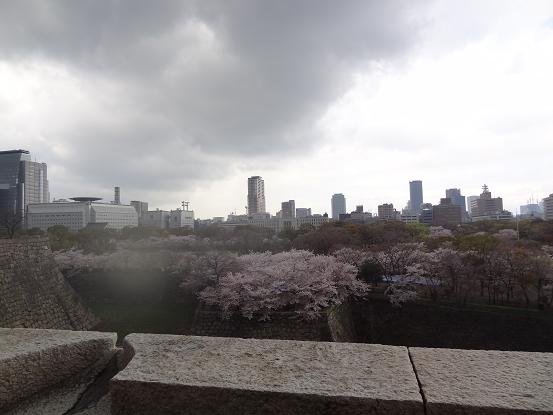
[0,328,118,413]
[111,334,424,414]
[409,347,553,414]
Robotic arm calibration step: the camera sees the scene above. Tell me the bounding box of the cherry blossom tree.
[429,226,453,238]
[371,243,424,283]
[406,247,470,302]
[199,250,369,320]
[332,247,367,267]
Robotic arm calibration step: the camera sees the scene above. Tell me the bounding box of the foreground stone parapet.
[409,347,553,414]
[0,328,118,413]
[111,334,424,414]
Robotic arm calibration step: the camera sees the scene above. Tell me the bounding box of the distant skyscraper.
[247,176,266,215]
[409,180,423,214]
[470,185,503,218]
[331,193,346,219]
[432,198,462,227]
[466,196,479,215]
[0,149,49,223]
[445,188,466,213]
[281,200,295,219]
[114,186,121,205]
[419,203,433,225]
[543,194,553,221]
[378,203,398,220]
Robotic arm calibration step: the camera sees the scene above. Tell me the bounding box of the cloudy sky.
[1,1,552,218]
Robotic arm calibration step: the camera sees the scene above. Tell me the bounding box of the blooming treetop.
[199,250,369,321]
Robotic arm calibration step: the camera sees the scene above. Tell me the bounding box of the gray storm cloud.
[0,0,429,196]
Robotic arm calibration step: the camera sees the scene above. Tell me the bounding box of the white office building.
[26,198,138,231]
[222,214,329,233]
[169,209,195,230]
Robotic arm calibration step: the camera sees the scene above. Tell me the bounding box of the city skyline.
[0,2,552,217]
[4,150,546,220]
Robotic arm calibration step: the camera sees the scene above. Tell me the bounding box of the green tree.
[47,225,76,251]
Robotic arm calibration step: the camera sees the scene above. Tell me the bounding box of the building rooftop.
[70,197,103,202]
[0,149,30,155]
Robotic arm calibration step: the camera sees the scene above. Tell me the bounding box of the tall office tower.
[409,180,423,214]
[281,200,295,219]
[331,193,346,219]
[114,186,121,204]
[470,185,503,218]
[445,188,467,213]
[466,196,479,215]
[247,176,266,215]
[543,194,553,221]
[0,149,49,222]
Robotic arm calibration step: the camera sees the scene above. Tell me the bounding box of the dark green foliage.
[358,259,383,285]
[47,225,76,251]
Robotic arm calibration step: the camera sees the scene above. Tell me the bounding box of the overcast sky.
[1,0,552,218]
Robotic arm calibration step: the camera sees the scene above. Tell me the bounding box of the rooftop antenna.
[182,201,189,210]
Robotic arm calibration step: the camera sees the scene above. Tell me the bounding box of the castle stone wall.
[0,237,98,330]
[189,302,355,342]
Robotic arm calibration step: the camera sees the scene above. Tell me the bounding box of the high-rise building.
[378,203,398,220]
[544,194,553,221]
[419,203,433,225]
[247,176,266,215]
[0,149,49,224]
[432,198,462,227]
[281,200,295,219]
[470,185,503,219]
[295,208,311,218]
[114,186,121,205]
[466,196,479,215]
[445,188,466,213]
[409,180,423,214]
[331,193,346,220]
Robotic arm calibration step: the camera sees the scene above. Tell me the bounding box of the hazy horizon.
[1,1,552,218]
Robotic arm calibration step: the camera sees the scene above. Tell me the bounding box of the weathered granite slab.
[409,347,553,414]
[0,328,118,413]
[111,334,424,414]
